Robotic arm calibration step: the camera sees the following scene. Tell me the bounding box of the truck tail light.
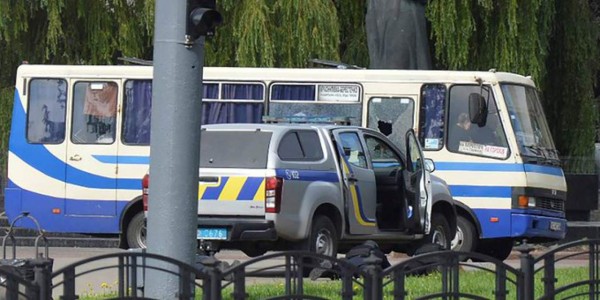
[265,176,282,213]
[142,174,149,212]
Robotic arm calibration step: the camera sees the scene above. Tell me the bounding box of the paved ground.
[3,246,591,298]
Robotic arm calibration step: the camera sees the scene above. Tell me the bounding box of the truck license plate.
[197,228,228,240]
[549,221,562,231]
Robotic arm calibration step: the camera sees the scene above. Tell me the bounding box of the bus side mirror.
[468,93,488,127]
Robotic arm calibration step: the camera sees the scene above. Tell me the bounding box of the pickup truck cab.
[143,123,456,257]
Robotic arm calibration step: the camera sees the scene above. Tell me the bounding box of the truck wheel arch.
[431,198,457,239]
[312,203,343,240]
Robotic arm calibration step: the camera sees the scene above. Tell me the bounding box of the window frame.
[26,77,68,145]
[277,130,324,162]
[70,80,119,145]
[445,84,511,160]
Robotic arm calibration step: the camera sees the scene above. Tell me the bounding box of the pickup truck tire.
[422,212,452,250]
[126,211,146,249]
[306,215,338,257]
[300,215,338,276]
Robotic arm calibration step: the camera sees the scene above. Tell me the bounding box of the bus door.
[17,78,68,216]
[364,95,417,151]
[333,129,378,234]
[65,81,119,216]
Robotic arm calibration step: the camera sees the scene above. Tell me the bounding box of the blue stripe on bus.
[237,177,264,200]
[93,155,150,164]
[435,162,563,176]
[449,185,512,198]
[5,181,123,233]
[523,164,564,176]
[9,94,141,190]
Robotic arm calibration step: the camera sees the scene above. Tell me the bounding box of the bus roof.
[16,64,536,86]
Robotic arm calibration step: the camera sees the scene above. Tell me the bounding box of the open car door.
[332,129,378,235]
[403,129,432,234]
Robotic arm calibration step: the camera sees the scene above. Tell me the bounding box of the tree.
[543,0,598,173]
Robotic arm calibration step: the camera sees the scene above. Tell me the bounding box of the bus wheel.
[451,215,477,255]
[126,211,146,249]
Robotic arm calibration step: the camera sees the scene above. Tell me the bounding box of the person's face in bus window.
[457,113,471,131]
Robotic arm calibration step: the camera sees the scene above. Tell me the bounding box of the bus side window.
[27,79,67,144]
[419,84,446,150]
[71,82,117,144]
[123,80,152,145]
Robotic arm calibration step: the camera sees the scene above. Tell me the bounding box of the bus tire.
[451,215,477,256]
[126,211,146,249]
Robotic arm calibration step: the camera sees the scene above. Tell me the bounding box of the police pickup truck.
[143,122,456,257]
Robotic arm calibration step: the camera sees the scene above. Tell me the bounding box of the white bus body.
[6,64,566,257]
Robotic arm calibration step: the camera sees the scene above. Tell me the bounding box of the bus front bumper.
[511,213,567,241]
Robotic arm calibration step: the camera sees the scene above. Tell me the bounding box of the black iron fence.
[0,238,598,299]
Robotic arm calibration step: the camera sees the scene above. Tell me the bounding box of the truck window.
[278,130,323,161]
[365,135,401,168]
[419,84,446,150]
[71,82,117,144]
[199,131,272,168]
[447,85,509,159]
[27,78,67,144]
[339,132,367,168]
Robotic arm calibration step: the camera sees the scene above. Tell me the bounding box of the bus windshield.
[501,84,560,165]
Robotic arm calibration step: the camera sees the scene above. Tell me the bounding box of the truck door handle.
[199,176,219,183]
[347,175,358,183]
[69,154,82,161]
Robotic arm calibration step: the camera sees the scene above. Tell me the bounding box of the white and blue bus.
[6,64,566,259]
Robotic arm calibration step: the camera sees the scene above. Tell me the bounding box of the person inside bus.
[448,112,472,151]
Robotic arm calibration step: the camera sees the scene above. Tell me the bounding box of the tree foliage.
[427,0,555,85]
[543,0,599,173]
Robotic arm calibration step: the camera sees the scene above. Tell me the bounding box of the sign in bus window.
[27,79,67,144]
[317,85,360,102]
[71,82,117,144]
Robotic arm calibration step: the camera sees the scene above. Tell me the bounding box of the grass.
[78,267,591,299]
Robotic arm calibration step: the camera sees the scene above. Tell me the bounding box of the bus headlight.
[518,195,536,208]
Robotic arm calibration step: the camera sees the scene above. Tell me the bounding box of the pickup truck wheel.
[427,213,452,250]
[307,215,338,256]
[300,215,338,277]
[451,215,476,254]
[126,211,146,249]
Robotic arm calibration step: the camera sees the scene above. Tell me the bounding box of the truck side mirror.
[468,93,488,127]
[424,158,435,172]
